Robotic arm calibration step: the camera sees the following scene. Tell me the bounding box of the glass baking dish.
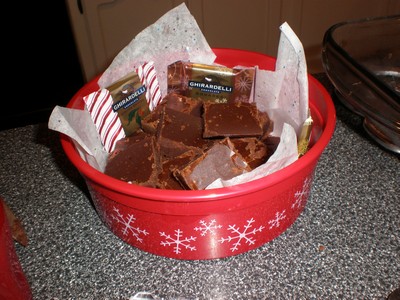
[322,15,400,153]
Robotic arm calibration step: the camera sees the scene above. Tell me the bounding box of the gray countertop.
[0,75,399,300]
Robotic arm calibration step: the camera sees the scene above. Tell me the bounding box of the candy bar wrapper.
[83,62,162,153]
[167,61,255,103]
[297,111,313,157]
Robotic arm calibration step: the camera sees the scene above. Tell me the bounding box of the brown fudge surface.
[203,102,263,138]
[104,132,159,187]
[174,138,251,190]
[104,92,275,190]
[158,106,210,157]
[161,93,203,117]
[141,105,163,135]
[157,149,202,190]
[228,137,269,169]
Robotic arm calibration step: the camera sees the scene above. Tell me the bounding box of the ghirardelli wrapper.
[82,61,162,153]
[168,61,255,103]
[107,71,150,137]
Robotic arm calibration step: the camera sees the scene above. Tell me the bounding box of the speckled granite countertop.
[0,75,399,300]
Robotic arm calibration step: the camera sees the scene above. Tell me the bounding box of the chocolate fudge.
[158,106,210,158]
[203,102,263,138]
[104,93,275,190]
[174,138,251,190]
[104,131,160,187]
[228,137,269,169]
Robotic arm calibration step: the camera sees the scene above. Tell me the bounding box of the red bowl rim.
[60,48,336,202]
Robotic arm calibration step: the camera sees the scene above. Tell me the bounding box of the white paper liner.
[48,106,108,171]
[97,2,216,98]
[275,22,309,135]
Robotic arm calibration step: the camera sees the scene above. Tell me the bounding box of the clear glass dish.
[322,15,400,154]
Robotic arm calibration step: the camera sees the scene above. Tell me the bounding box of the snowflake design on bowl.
[291,176,313,210]
[160,229,197,254]
[194,219,223,236]
[111,207,149,243]
[218,218,264,252]
[267,210,286,229]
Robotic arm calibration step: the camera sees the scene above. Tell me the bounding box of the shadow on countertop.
[34,123,92,202]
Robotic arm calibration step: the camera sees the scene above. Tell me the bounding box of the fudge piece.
[157,149,202,190]
[142,93,204,135]
[228,137,269,169]
[141,105,163,135]
[264,136,281,156]
[161,93,203,117]
[1,197,28,246]
[104,131,160,187]
[203,102,263,138]
[258,110,274,140]
[103,92,277,190]
[109,129,147,155]
[174,138,251,190]
[158,106,210,158]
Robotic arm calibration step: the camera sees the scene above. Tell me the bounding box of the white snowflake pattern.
[160,229,196,254]
[268,210,286,229]
[194,219,222,236]
[218,218,264,252]
[291,176,312,209]
[111,207,149,243]
[235,75,253,92]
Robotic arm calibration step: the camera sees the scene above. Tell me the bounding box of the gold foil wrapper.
[107,71,150,136]
[297,112,313,157]
[167,61,255,103]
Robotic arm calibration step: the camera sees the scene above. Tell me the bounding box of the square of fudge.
[203,102,263,138]
[104,132,160,187]
[158,106,210,157]
[161,93,203,117]
[157,148,202,190]
[228,137,269,169]
[174,138,251,190]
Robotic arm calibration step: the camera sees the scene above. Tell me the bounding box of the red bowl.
[61,48,336,260]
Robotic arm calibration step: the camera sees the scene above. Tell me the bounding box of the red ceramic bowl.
[61,48,336,260]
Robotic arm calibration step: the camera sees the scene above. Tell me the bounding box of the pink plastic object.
[61,49,336,260]
[0,200,32,299]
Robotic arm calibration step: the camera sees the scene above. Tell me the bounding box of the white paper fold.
[48,106,108,172]
[97,2,216,98]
